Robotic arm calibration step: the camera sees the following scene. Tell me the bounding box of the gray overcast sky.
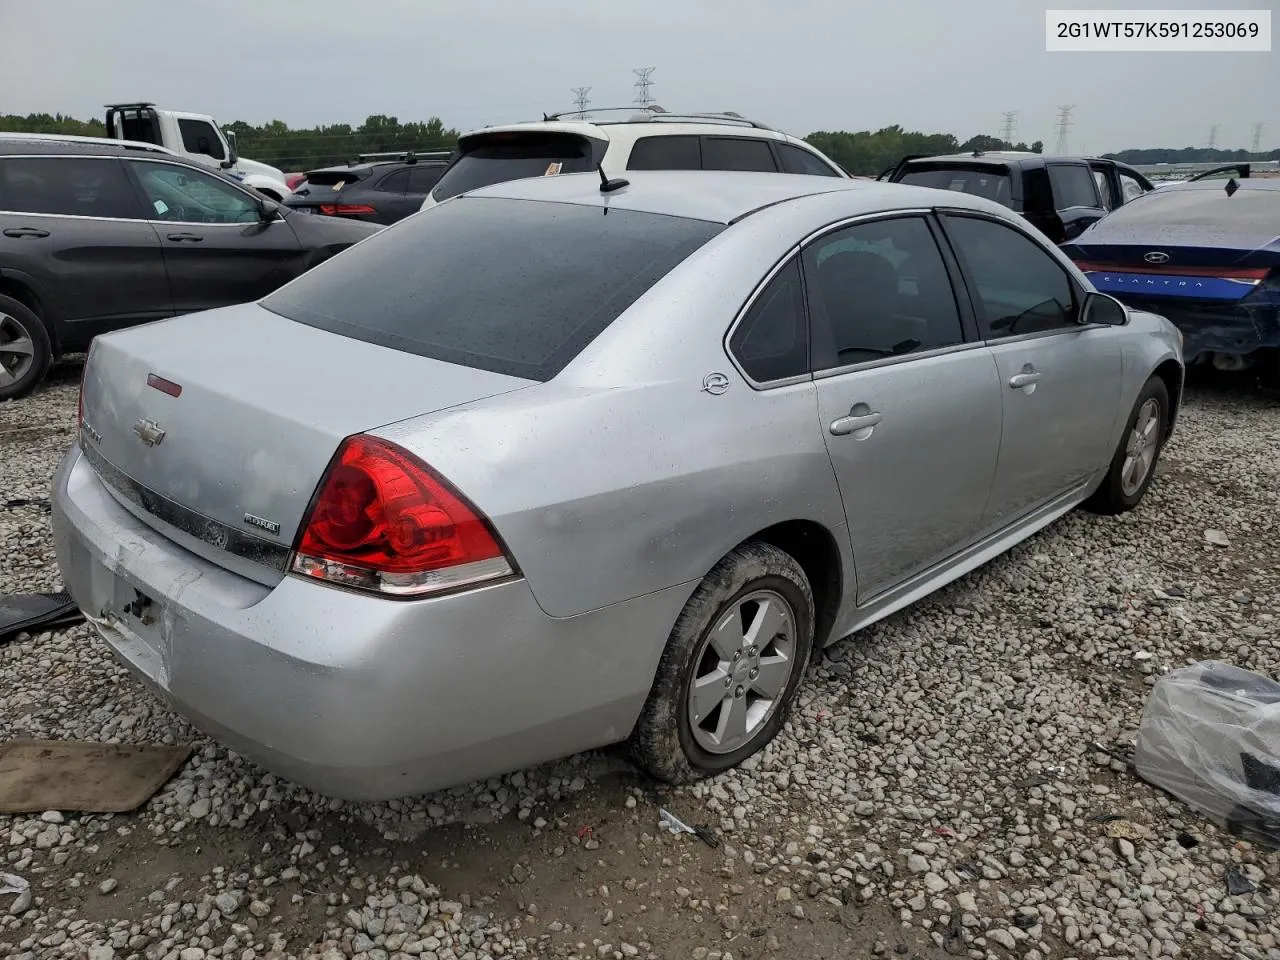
[1,0,1275,154]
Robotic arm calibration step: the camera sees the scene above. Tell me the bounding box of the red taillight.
[290,435,514,597]
[317,204,376,216]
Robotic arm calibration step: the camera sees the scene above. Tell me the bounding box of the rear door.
[1046,161,1108,239]
[0,155,171,344]
[363,168,418,223]
[405,165,445,211]
[804,212,1003,602]
[125,158,305,315]
[699,136,779,172]
[938,210,1123,528]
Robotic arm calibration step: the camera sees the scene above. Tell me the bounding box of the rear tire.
[1084,375,1170,515]
[629,542,814,785]
[0,294,52,402]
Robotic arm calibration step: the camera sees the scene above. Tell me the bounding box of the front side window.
[0,156,139,219]
[728,257,809,382]
[177,119,227,161]
[130,161,260,223]
[803,216,965,370]
[942,214,1077,337]
[262,197,725,381]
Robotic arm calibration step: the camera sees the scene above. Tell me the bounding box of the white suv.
[419,106,848,212]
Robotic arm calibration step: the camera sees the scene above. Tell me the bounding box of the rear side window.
[430,133,601,202]
[1048,164,1101,209]
[729,257,809,382]
[627,135,701,170]
[407,166,444,194]
[701,137,777,172]
[262,197,725,381]
[777,143,841,177]
[374,169,410,193]
[896,165,1013,204]
[0,156,139,219]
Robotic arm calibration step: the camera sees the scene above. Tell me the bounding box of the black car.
[0,134,381,400]
[283,150,452,225]
[882,152,1155,244]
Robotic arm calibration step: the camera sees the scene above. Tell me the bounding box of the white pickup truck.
[104,102,290,199]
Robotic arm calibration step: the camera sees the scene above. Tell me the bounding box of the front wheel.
[629,542,814,784]
[1084,375,1170,515]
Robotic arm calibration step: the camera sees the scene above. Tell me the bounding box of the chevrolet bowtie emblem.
[133,418,166,446]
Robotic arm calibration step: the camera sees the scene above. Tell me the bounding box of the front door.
[126,158,304,315]
[938,212,1124,528]
[803,213,1004,602]
[0,155,171,344]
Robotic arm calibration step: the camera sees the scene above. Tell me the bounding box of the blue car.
[1061,176,1280,374]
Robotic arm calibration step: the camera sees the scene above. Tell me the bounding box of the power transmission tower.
[1000,111,1018,147]
[571,86,591,115]
[1250,123,1263,154]
[1207,124,1219,150]
[633,68,656,108]
[1054,105,1074,154]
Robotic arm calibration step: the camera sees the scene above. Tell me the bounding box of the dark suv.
[0,134,381,400]
[284,150,452,225]
[883,152,1154,244]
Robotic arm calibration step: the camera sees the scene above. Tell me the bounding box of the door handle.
[1008,371,1042,389]
[2,227,50,238]
[829,412,883,436]
[166,233,203,242]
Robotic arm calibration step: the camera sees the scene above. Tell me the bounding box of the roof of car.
[456,111,809,148]
[0,133,178,158]
[450,169,1009,225]
[902,152,1141,171]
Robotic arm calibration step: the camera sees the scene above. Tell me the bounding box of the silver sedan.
[52,170,1184,800]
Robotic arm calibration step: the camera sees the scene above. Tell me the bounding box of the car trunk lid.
[79,304,534,586]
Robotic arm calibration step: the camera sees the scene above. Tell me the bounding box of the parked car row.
[0,134,380,400]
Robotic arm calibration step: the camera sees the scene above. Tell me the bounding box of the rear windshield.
[261,196,724,381]
[1097,185,1280,228]
[430,132,602,202]
[897,165,1014,203]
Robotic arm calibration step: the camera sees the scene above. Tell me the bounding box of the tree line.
[1,111,1275,175]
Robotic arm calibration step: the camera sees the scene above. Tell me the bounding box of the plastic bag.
[1134,660,1280,849]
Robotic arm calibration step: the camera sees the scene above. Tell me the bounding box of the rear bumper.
[1115,296,1280,362]
[51,442,688,801]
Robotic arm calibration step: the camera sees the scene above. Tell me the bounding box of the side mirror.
[257,198,281,221]
[221,131,239,169]
[1081,291,1127,326]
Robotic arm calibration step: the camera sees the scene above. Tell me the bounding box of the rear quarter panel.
[374,205,853,620]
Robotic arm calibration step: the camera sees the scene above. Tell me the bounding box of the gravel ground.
[1,361,1278,960]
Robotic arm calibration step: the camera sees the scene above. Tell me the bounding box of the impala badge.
[132,418,165,446]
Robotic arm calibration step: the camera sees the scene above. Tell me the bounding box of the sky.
[1,0,1275,155]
